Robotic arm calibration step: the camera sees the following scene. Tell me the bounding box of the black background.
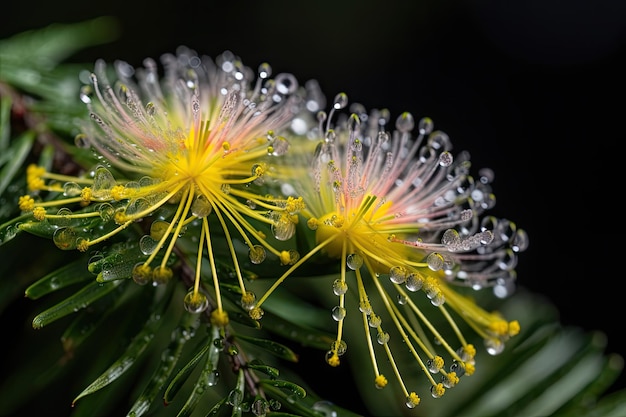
[2,0,625,412]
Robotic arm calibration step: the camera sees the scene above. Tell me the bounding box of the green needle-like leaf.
[236,334,300,362]
[129,312,202,417]
[72,286,172,405]
[31,279,124,329]
[25,258,93,299]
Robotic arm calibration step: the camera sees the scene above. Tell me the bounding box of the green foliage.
[0,19,624,417]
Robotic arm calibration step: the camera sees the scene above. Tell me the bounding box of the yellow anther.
[77,239,90,252]
[431,356,444,372]
[80,187,93,203]
[374,375,388,389]
[222,141,230,151]
[432,383,446,398]
[407,392,421,407]
[33,207,46,221]
[18,195,35,211]
[445,372,460,387]
[463,344,476,359]
[284,196,305,213]
[509,320,521,336]
[26,165,46,190]
[326,352,340,367]
[332,214,344,228]
[241,292,255,306]
[210,309,230,327]
[307,217,319,230]
[464,362,475,376]
[110,184,126,201]
[489,320,510,336]
[132,263,152,281]
[114,211,128,224]
[249,307,264,320]
[152,266,173,285]
[279,251,291,265]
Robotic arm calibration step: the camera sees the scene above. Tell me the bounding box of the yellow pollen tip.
[463,344,477,358]
[152,266,173,285]
[111,185,126,201]
[222,142,230,151]
[249,307,264,320]
[489,320,510,336]
[33,207,46,220]
[307,217,318,230]
[464,362,476,376]
[509,320,521,336]
[18,195,35,211]
[77,239,90,252]
[210,310,229,327]
[432,383,446,398]
[279,251,292,265]
[81,187,93,203]
[326,352,340,367]
[114,211,128,224]
[431,355,445,372]
[407,392,421,407]
[374,375,388,389]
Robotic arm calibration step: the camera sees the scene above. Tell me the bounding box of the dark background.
[2,0,625,411]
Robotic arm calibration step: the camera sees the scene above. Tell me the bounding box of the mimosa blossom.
[18,48,307,326]
[250,93,529,407]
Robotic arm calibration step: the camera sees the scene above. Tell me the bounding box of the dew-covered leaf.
[25,258,93,299]
[72,287,172,405]
[236,334,299,362]
[31,279,124,329]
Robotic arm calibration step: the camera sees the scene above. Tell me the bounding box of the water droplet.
[132,263,151,285]
[331,306,346,321]
[251,398,269,417]
[61,182,82,197]
[269,136,289,156]
[426,253,445,271]
[333,92,348,110]
[439,151,453,167]
[312,401,338,417]
[240,291,256,310]
[248,245,266,264]
[418,117,434,135]
[53,227,78,250]
[74,133,90,148]
[346,253,363,270]
[405,272,424,292]
[191,194,212,218]
[368,314,382,328]
[49,277,60,290]
[227,389,243,406]
[207,370,220,386]
[98,203,115,221]
[274,73,298,95]
[271,216,295,241]
[150,220,170,240]
[258,62,272,79]
[330,339,347,356]
[139,235,158,255]
[332,279,348,296]
[389,265,407,284]
[92,166,116,199]
[377,331,390,345]
[184,289,209,313]
[395,112,414,133]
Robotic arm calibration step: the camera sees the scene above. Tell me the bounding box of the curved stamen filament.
[254,234,337,309]
[208,199,248,297]
[160,187,195,269]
